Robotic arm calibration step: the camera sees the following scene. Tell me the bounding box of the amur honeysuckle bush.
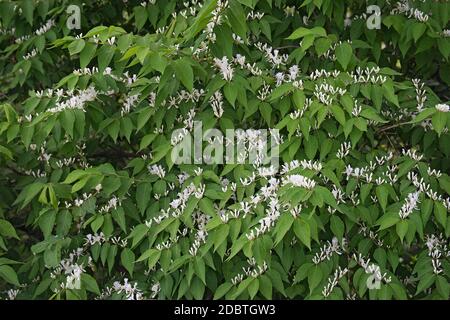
[0,0,450,301]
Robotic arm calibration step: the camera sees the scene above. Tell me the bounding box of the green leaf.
[307,266,322,294]
[134,6,148,30]
[81,274,101,295]
[410,108,436,124]
[248,278,259,299]
[330,105,346,125]
[120,248,135,276]
[194,257,206,285]
[274,214,294,245]
[294,218,311,249]
[0,265,20,286]
[335,42,352,70]
[174,59,194,92]
[21,0,34,25]
[382,82,399,107]
[434,201,447,228]
[0,145,13,160]
[432,111,447,136]
[80,42,97,68]
[376,213,400,230]
[287,27,326,40]
[436,275,450,299]
[97,45,115,72]
[415,273,435,295]
[376,185,389,212]
[213,282,233,300]
[330,215,345,239]
[0,219,19,239]
[68,39,86,56]
[213,224,230,251]
[136,182,152,215]
[258,274,273,299]
[396,220,408,242]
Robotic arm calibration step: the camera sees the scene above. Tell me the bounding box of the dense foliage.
[0,0,450,300]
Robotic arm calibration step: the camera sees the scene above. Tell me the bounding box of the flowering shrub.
[0,0,450,300]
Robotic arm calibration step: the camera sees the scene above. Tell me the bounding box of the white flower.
[213,56,234,81]
[435,103,449,113]
[210,91,224,118]
[282,174,316,189]
[399,191,420,219]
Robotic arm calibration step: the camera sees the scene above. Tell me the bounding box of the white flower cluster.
[425,234,450,275]
[257,83,272,101]
[73,67,99,76]
[23,48,37,60]
[346,164,373,183]
[24,169,47,178]
[231,259,268,285]
[399,191,420,219]
[435,103,449,113]
[350,66,387,84]
[412,79,427,112]
[246,196,280,240]
[0,27,15,36]
[35,19,55,35]
[282,174,316,189]
[255,42,289,67]
[309,69,341,81]
[65,264,85,290]
[112,279,144,300]
[49,247,93,292]
[203,0,228,43]
[99,196,121,213]
[312,237,344,264]
[243,261,268,278]
[352,100,362,117]
[84,232,106,246]
[110,236,128,248]
[353,253,392,284]
[56,157,77,168]
[337,142,352,159]
[402,148,423,162]
[359,223,385,247]
[290,159,323,173]
[284,6,296,17]
[210,91,224,118]
[37,144,51,164]
[407,172,442,201]
[5,289,20,300]
[314,83,347,105]
[323,41,352,61]
[275,65,303,89]
[150,281,161,299]
[290,98,312,120]
[15,19,55,44]
[214,56,234,81]
[322,266,349,297]
[247,11,265,20]
[121,94,140,116]
[47,87,97,113]
[233,53,264,76]
[189,224,208,256]
[65,191,94,209]
[148,164,166,178]
[391,0,429,22]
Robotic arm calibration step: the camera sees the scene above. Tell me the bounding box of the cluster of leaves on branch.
[0,0,450,300]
